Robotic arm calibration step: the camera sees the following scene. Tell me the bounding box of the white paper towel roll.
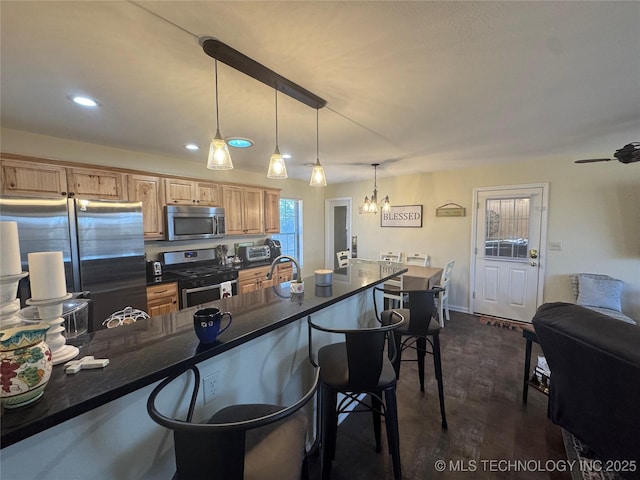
[0,221,22,276]
[28,251,67,300]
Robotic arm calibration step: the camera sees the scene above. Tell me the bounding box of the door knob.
[530,261,537,266]
[529,249,538,259]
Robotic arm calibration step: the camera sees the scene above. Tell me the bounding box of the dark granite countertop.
[146,271,182,286]
[1,262,406,448]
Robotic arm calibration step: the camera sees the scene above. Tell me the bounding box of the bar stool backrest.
[345,331,386,389]
[308,313,404,390]
[147,365,319,480]
[404,290,439,336]
[374,287,442,335]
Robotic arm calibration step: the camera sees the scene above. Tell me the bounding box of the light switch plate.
[549,241,563,251]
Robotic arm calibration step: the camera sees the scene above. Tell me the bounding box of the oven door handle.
[183,279,238,294]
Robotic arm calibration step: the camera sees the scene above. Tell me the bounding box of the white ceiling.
[1,1,639,183]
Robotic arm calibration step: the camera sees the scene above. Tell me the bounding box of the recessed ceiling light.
[227,138,254,148]
[185,144,199,151]
[282,154,291,159]
[68,95,101,107]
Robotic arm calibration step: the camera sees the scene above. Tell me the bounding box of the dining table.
[401,265,444,290]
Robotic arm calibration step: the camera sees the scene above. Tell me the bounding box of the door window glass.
[484,197,529,259]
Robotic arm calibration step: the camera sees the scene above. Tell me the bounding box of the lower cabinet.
[146,282,179,316]
[277,262,294,283]
[238,266,275,294]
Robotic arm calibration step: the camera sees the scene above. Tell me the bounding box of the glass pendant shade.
[207,59,233,171]
[267,146,288,179]
[310,162,327,187]
[362,196,370,212]
[207,129,234,170]
[310,159,327,187]
[309,108,327,187]
[267,89,287,179]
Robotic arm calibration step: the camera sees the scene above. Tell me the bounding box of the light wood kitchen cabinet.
[263,189,281,234]
[238,265,275,294]
[277,262,294,283]
[1,158,68,197]
[222,185,264,235]
[164,178,196,205]
[197,182,222,206]
[67,167,126,200]
[146,282,179,316]
[1,158,126,200]
[127,174,165,240]
[164,178,222,206]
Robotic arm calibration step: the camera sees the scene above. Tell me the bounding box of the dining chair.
[379,250,402,262]
[405,252,429,267]
[373,286,448,430]
[147,364,320,480]
[435,259,455,327]
[307,312,405,480]
[335,250,350,268]
[379,251,404,308]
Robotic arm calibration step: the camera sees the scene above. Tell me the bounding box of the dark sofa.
[532,302,640,478]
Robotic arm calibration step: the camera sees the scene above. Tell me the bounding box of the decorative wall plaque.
[436,202,466,217]
[381,205,423,228]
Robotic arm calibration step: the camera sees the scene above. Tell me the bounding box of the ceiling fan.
[574,142,640,164]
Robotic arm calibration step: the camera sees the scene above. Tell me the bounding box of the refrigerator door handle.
[68,198,82,292]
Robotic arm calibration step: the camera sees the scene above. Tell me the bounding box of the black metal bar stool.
[374,286,448,430]
[147,364,319,480]
[307,311,405,480]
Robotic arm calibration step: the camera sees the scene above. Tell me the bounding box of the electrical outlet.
[203,371,220,404]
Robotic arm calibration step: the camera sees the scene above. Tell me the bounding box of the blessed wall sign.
[380,205,423,228]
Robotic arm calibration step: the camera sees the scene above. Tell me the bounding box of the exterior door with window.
[472,185,547,322]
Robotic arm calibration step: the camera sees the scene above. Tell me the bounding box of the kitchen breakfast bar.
[1,262,406,480]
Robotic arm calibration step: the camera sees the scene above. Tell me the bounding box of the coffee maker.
[264,239,282,259]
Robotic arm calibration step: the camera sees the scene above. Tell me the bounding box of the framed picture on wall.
[381,205,423,228]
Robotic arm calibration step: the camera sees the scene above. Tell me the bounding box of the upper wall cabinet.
[222,185,264,235]
[164,178,222,206]
[1,158,126,200]
[264,189,281,234]
[67,167,125,200]
[127,174,165,240]
[1,158,68,197]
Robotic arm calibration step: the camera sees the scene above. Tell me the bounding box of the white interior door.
[472,185,548,322]
[325,198,351,272]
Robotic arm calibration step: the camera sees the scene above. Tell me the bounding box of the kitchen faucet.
[265,255,303,283]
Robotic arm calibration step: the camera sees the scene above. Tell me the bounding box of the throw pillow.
[577,275,623,312]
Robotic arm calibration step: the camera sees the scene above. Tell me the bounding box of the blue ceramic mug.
[193,308,232,344]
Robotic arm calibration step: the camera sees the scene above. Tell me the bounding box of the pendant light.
[360,163,390,214]
[309,108,327,187]
[267,88,287,179]
[207,59,233,170]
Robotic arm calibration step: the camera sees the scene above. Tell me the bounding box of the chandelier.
[360,163,390,214]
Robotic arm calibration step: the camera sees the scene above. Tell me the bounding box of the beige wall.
[3,127,638,318]
[326,158,640,319]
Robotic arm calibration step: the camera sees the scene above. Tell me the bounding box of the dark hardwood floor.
[307,311,569,479]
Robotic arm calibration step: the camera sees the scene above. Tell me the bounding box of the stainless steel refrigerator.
[0,196,148,331]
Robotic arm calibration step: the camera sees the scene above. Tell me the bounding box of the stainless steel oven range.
[162,249,239,308]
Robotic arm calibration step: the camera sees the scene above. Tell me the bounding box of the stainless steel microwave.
[165,205,225,241]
